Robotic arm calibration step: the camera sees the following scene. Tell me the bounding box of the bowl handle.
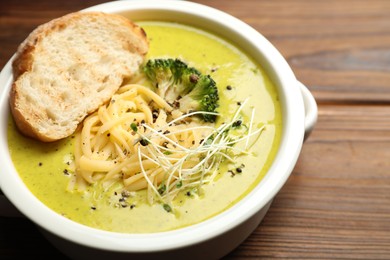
[298,81,318,141]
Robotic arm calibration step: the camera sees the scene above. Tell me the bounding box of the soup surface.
[8,21,281,233]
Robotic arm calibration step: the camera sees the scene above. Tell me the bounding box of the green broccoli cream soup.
[7,22,282,233]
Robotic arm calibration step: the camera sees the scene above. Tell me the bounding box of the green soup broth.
[7,21,282,233]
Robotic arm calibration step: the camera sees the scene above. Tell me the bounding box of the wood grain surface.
[1,0,389,259]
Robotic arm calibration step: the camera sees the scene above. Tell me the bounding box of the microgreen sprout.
[134,99,265,206]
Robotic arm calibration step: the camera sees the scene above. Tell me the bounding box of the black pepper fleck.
[152,110,159,120]
[140,139,149,146]
[232,120,242,127]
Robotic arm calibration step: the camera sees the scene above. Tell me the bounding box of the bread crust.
[10,12,148,142]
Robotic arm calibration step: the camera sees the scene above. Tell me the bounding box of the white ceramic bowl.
[0,1,317,259]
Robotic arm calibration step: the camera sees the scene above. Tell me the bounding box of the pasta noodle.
[73,81,264,205]
[73,83,216,204]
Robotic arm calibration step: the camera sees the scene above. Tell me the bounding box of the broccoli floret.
[143,59,175,100]
[143,58,200,103]
[143,58,219,122]
[179,75,218,122]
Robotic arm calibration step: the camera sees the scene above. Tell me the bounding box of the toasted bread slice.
[10,12,148,142]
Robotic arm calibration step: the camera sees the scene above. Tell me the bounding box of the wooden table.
[1,0,389,258]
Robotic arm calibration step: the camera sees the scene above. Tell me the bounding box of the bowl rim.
[0,0,304,253]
